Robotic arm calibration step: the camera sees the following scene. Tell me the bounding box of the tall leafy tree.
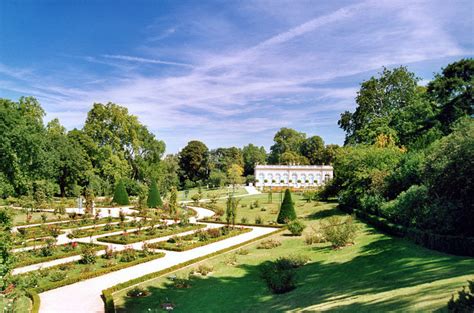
[269,128,306,164]
[300,136,325,164]
[178,140,209,184]
[338,67,434,146]
[0,209,12,290]
[427,58,474,134]
[242,144,267,176]
[209,147,243,173]
[84,102,165,182]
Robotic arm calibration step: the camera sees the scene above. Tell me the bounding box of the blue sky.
[1,0,473,153]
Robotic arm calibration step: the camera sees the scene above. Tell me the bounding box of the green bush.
[277,189,297,224]
[448,280,474,312]
[287,219,306,236]
[80,245,97,264]
[257,239,281,249]
[119,247,137,262]
[146,180,162,208]
[260,260,297,294]
[322,215,357,248]
[112,180,129,205]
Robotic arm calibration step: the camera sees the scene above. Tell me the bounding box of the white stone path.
[36,205,278,312]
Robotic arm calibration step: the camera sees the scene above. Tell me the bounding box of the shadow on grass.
[116,234,474,313]
[306,206,345,220]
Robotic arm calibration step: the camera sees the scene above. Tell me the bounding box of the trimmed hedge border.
[198,219,285,228]
[97,224,206,244]
[353,209,474,256]
[14,243,105,268]
[102,227,284,313]
[26,290,40,313]
[149,227,252,251]
[25,252,165,312]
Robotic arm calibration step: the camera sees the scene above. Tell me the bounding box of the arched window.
[276,174,281,183]
[309,174,314,184]
[283,173,289,183]
[324,174,330,182]
[316,173,321,184]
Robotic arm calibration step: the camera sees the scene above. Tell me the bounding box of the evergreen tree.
[277,189,296,224]
[112,180,129,205]
[147,180,163,208]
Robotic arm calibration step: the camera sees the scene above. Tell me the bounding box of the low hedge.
[102,227,284,313]
[14,243,105,268]
[26,289,40,313]
[149,227,252,251]
[353,209,474,256]
[198,219,285,228]
[25,252,165,294]
[97,224,206,244]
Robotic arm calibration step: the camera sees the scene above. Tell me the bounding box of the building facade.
[254,164,333,188]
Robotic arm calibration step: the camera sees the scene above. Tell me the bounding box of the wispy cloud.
[102,54,194,68]
[1,0,472,152]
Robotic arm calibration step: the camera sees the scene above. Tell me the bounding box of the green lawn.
[206,192,321,225]
[113,201,474,312]
[9,210,70,226]
[178,186,247,202]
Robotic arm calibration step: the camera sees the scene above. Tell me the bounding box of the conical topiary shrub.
[113,180,129,205]
[147,180,163,208]
[277,189,296,224]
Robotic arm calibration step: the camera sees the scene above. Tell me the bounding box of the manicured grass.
[0,295,31,313]
[14,242,104,267]
[97,223,206,244]
[9,210,70,226]
[15,250,165,293]
[178,186,247,202]
[204,191,322,225]
[149,227,252,252]
[113,201,474,312]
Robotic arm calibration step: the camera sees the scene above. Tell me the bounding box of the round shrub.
[287,219,306,236]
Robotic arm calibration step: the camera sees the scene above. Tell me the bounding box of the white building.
[254,164,333,188]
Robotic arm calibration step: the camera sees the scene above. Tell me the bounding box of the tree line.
[326,58,473,238]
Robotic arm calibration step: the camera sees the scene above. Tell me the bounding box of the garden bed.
[67,220,155,239]
[14,242,105,268]
[13,249,165,293]
[16,217,121,232]
[12,237,53,249]
[97,223,206,244]
[149,226,251,251]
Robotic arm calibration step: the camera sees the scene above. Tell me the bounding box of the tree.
[155,155,179,196]
[242,144,267,176]
[301,136,325,164]
[84,102,165,182]
[178,140,209,184]
[225,195,239,227]
[227,164,244,190]
[280,151,309,165]
[208,169,227,188]
[113,180,129,205]
[169,187,178,216]
[427,59,474,134]
[269,128,306,164]
[338,67,434,146]
[277,189,297,224]
[209,147,243,173]
[322,144,340,165]
[147,180,163,208]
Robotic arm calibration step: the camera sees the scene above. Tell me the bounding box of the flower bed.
[16,217,121,232]
[149,226,252,251]
[15,224,65,239]
[67,220,149,239]
[12,236,53,249]
[14,242,105,268]
[14,249,165,294]
[97,223,206,244]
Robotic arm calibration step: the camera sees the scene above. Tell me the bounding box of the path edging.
[102,228,284,313]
